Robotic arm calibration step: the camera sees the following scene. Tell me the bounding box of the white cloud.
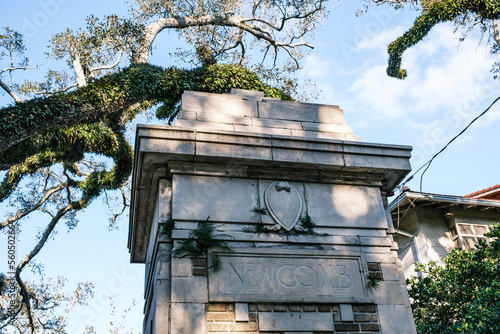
[356,26,406,52]
[347,23,498,122]
[303,54,334,79]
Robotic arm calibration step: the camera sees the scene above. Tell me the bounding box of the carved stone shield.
[264,181,303,231]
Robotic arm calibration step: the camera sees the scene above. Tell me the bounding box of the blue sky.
[1,0,500,333]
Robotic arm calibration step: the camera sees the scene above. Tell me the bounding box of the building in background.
[389,186,500,279]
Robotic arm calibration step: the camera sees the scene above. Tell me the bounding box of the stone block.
[195,131,272,149]
[361,323,380,331]
[257,99,345,124]
[234,124,293,136]
[304,184,388,229]
[230,322,258,332]
[258,312,335,331]
[339,304,354,322]
[208,249,370,303]
[270,136,344,151]
[174,119,235,131]
[300,122,354,134]
[207,303,228,312]
[289,130,358,141]
[380,263,404,282]
[371,281,407,305]
[171,276,208,303]
[357,304,377,313]
[171,175,259,223]
[206,323,228,332]
[170,302,206,334]
[181,90,258,117]
[334,323,359,332]
[378,304,417,334]
[273,304,288,312]
[251,118,303,130]
[171,257,192,277]
[195,112,253,125]
[177,110,197,120]
[196,141,273,161]
[214,312,234,321]
[354,313,371,322]
[154,282,169,333]
[139,138,195,156]
[271,147,345,166]
[230,88,265,99]
[235,303,249,321]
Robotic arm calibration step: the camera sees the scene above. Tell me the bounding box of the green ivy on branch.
[0,63,292,159]
[0,63,292,213]
[387,0,500,79]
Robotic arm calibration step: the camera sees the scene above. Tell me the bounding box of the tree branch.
[0,63,292,161]
[0,183,66,229]
[134,14,315,63]
[494,17,500,47]
[0,78,22,103]
[14,203,72,334]
[89,50,124,74]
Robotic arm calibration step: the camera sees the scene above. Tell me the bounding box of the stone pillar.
[128,89,416,334]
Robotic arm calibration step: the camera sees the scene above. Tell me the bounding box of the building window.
[449,223,490,250]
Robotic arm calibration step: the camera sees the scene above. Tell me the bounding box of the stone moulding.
[207,248,372,304]
[128,125,412,263]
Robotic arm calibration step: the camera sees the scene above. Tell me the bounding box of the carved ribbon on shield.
[264,181,305,231]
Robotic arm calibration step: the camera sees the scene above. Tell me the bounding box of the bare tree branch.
[89,50,123,75]
[14,203,72,334]
[134,13,317,63]
[494,17,500,47]
[0,183,67,229]
[0,78,21,103]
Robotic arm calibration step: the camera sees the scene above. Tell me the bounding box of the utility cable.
[398,95,500,192]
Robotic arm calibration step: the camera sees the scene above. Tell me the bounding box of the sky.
[1,0,500,333]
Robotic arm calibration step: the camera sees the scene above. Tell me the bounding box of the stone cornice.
[128,125,412,262]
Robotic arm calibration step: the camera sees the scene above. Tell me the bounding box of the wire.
[399,95,500,192]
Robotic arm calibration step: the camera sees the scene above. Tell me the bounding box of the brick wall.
[205,303,380,333]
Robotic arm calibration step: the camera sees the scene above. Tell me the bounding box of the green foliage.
[407,223,500,334]
[387,0,500,79]
[365,273,381,290]
[299,211,315,234]
[158,217,175,235]
[0,63,292,209]
[252,206,271,234]
[252,206,268,215]
[173,218,234,271]
[0,27,27,64]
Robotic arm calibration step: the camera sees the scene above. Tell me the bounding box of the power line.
[398,95,500,192]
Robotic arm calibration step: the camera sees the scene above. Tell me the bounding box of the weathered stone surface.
[171,276,208,303]
[339,304,354,322]
[371,281,408,305]
[171,257,191,277]
[171,175,259,223]
[235,303,249,321]
[175,119,235,131]
[181,90,258,117]
[304,184,388,229]
[208,249,370,303]
[378,304,417,334]
[257,99,345,124]
[170,303,206,334]
[129,89,416,334]
[258,312,334,331]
